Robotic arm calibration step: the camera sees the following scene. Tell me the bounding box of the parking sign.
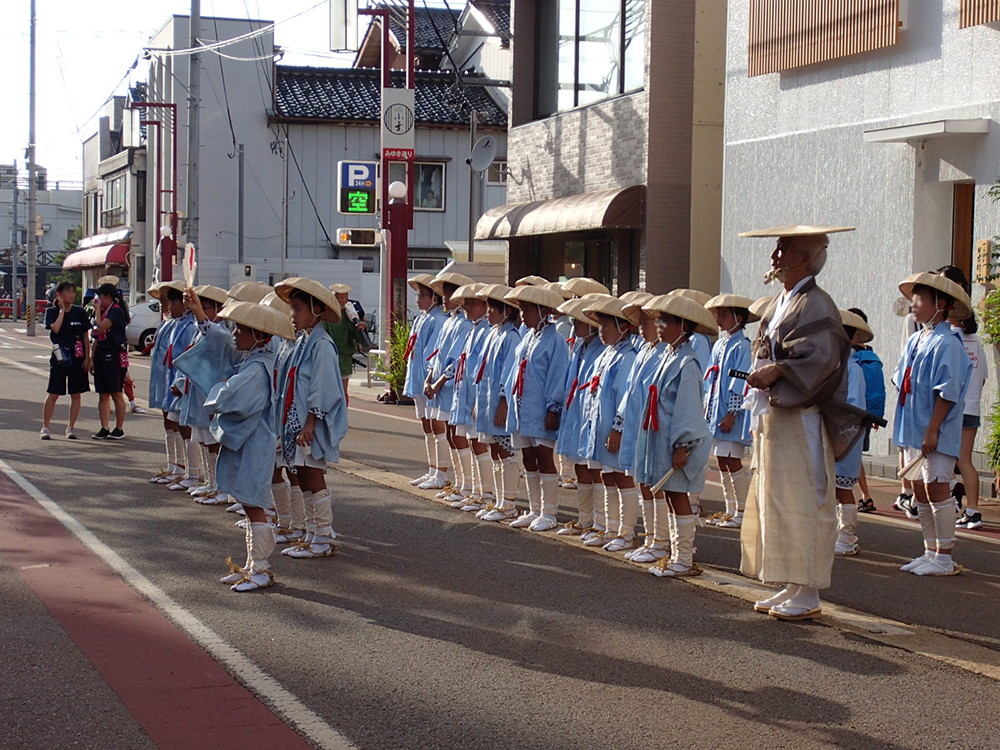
[337,160,378,215]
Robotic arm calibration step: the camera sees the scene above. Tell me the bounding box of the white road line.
[0,457,358,750]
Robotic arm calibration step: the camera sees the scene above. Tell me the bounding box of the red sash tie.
[283,366,297,422]
[566,377,579,409]
[403,333,417,360]
[426,348,439,362]
[566,336,576,347]
[513,359,528,399]
[164,343,173,367]
[642,385,659,432]
[455,353,467,383]
[589,374,600,393]
[900,366,912,405]
[704,364,719,382]
[475,356,489,384]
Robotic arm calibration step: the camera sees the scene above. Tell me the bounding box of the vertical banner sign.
[381,88,416,162]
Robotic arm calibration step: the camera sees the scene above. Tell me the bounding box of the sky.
[0,0,371,187]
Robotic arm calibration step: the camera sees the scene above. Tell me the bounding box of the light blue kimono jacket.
[204,347,275,508]
[148,317,176,410]
[450,316,490,427]
[271,336,295,434]
[161,313,197,413]
[835,354,867,482]
[504,320,569,441]
[892,321,971,459]
[177,320,231,430]
[428,310,472,416]
[614,340,667,474]
[277,326,349,467]
[581,339,637,470]
[633,338,710,492]
[403,306,445,399]
[475,321,521,437]
[557,335,605,462]
[691,332,712,375]
[703,330,752,446]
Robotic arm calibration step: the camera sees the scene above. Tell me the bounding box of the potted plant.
[376,319,412,405]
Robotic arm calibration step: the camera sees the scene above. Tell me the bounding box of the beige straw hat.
[839,309,874,345]
[193,284,228,306]
[430,272,476,296]
[330,283,352,295]
[739,225,856,238]
[621,292,654,325]
[227,281,273,304]
[514,275,548,287]
[274,277,342,323]
[556,298,598,327]
[667,288,713,306]
[98,275,120,286]
[503,284,565,311]
[477,284,514,306]
[583,296,634,326]
[705,293,760,323]
[218,300,296,341]
[749,296,774,321]
[148,280,186,301]
[543,281,573,300]
[898,271,972,321]
[451,282,488,305]
[563,277,610,298]
[642,294,717,336]
[407,273,438,292]
[260,291,291,315]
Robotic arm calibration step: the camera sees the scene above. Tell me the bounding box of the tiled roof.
[472,0,510,43]
[384,5,460,51]
[273,66,507,128]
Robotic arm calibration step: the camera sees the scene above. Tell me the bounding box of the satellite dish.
[469,136,497,173]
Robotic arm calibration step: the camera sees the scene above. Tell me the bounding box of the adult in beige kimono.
[740,225,854,621]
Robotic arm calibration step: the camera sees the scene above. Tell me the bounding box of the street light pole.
[186,0,201,262]
[26,0,37,336]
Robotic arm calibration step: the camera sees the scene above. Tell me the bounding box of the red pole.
[135,102,179,280]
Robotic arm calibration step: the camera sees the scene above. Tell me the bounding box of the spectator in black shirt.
[91,283,130,439]
[41,281,91,440]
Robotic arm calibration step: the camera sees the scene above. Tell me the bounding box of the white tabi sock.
[457,448,473,493]
[312,489,335,541]
[272,482,292,528]
[593,484,608,532]
[525,471,541,515]
[618,486,640,538]
[169,432,185,472]
[731,467,750,515]
[475,451,493,499]
[500,456,520,509]
[930,498,958,552]
[837,503,858,547]
[640,498,654,543]
[423,433,435,473]
[434,433,450,473]
[917,501,936,554]
[185,439,203,480]
[163,433,173,471]
[289,485,306,531]
[720,472,737,518]
[539,473,559,517]
[302,490,316,539]
[249,522,277,573]
[603,479,620,535]
[576,482,595,528]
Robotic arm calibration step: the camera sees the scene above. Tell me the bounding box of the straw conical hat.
[274,277,341,323]
[898,272,972,321]
[839,309,874,345]
[408,273,438,292]
[219,300,295,341]
[477,283,514,306]
[668,288,712,306]
[148,280,186,301]
[619,290,649,304]
[227,281,272,304]
[430,272,476,296]
[330,283,352,294]
[642,295,717,336]
[749,296,774,321]
[739,225,856,238]
[98,275,120,286]
[705,293,760,323]
[260,291,291,315]
[556,298,598,327]
[193,284,228,306]
[563,277,610,298]
[451,283,487,305]
[503,284,564,311]
[515,275,548,287]
[583,296,633,326]
[622,292,654,325]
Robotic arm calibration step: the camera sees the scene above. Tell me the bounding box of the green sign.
[341,188,375,214]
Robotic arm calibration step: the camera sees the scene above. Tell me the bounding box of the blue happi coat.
[450,316,490,427]
[892,321,971,459]
[428,309,472,417]
[691,332,712,374]
[504,320,569,441]
[204,347,275,508]
[703,329,752,446]
[614,340,666,474]
[475,320,521,437]
[835,354,867,482]
[403,306,445,399]
[581,339,637,470]
[276,326,349,467]
[271,336,295,434]
[161,313,197,412]
[557,334,605,462]
[177,319,231,430]
[633,338,710,492]
[148,317,176,410]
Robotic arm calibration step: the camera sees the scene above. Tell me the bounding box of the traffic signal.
[337,228,379,246]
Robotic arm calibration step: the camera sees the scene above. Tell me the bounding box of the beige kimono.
[740,278,851,590]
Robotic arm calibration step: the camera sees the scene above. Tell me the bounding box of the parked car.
[126,300,161,353]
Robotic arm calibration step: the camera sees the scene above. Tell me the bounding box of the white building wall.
[721,0,1000,456]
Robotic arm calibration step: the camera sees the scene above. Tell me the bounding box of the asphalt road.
[2,323,1000,750]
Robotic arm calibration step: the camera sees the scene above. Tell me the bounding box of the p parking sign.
[337,160,378,215]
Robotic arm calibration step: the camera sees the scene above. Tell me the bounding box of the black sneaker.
[92,428,110,440]
[903,498,920,520]
[957,511,983,530]
[108,428,125,440]
[892,493,912,512]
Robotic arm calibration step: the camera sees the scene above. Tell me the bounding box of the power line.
[211,14,238,158]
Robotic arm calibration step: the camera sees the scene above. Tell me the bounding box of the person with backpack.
[847,307,885,513]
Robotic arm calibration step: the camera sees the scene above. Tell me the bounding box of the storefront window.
[537,0,646,117]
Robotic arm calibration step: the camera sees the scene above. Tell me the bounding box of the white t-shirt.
[956,329,985,416]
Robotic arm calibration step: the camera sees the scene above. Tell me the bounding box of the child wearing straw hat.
[159,281,201,490]
[404,274,447,487]
[667,289,713,372]
[472,285,523,522]
[205,300,296,591]
[577,296,639,552]
[833,309,875,557]
[499,284,569,532]
[634,295,715,577]
[423,272,476,496]
[702,294,757,529]
[447,282,492,511]
[893,271,972,576]
[553,297,605,536]
[176,285,230,505]
[274,278,350,560]
[607,293,670,562]
[147,283,181,485]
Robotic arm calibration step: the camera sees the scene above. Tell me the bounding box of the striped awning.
[474,186,644,240]
[62,243,130,270]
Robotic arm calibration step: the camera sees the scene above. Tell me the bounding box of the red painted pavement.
[0,472,314,750]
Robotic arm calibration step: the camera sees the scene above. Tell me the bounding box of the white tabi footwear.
[900,551,934,572]
[834,541,860,556]
[167,477,201,491]
[912,555,963,576]
[509,511,538,528]
[410,472,432,486]
[556,522,583,536]
[475,503,496,519]
[285,538,338,558]
[275,528,305,544]
[197,492,230,506]
[528,514,558,532]
[630,543,668,564]
[419,471,450,490]
[717,515,742,529]
[149,468,175,484]
[226,502,243,513]
[754,585,799,613]
[461,498,485,512]
[583,530,610,547]
[604,535,638,553]
[481,506,518,522]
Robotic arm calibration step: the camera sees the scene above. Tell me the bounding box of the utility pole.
[467,110,477,263]
[11,161,18,315]
[186,0,201,263]
[237,143,244,264]
[26,0,37,336]
[280,129,288,281]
